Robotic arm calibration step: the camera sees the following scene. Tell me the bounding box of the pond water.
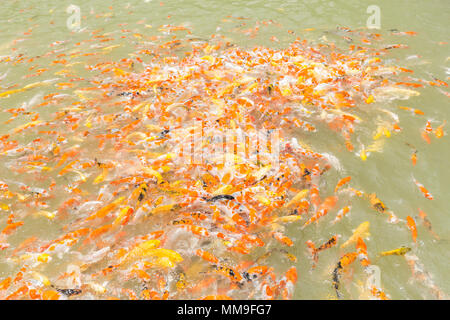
[0,0,448,300]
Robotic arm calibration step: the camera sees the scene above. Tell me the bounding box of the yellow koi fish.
[341,221,370,248]
[284,189,309,208]
[380,246,411,256]
[120,239,161,264]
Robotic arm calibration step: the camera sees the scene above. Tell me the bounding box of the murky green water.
[0,0,449,299]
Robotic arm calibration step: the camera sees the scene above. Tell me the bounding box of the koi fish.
[398,106,425,115]
[142,249,183,268]
[425,120,433,133]
[279,249,297,263]
[421,130,431,144]
[93,167,108,184]
[85,196,126,222]
[0,81,50,98]
[149,203,180,216]
[284,189,309,208]
[411,150,417,166]
[180,225,209,237]
[302,196,338,228]
[341,221,370,248]
[356,237,370,267]
[274,215,302,224]
[434,120,446,138]
[332,206,351,224]
[370,286,390,300]
[406,216,418,243]
[310,184,321,207]
[404,253,447,299]
[271,231,293,247]
[0,25,442,301]
[243,266,271,281]
[306,235,339,268]
[379,246,411,256]
[334,177,351,193]
[2,221,24,236]
[212,264,243,282]
[368,193,387,213]
[359,145,367,161]
[417,209,439,240]
[332,252,357,299]
[413,178,434,200]
[196,249,219,264]
[112,206,134,228]
[118,239,161,266]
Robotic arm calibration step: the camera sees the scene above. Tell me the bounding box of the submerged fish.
[341,222,370,249]
[0,17,442,301]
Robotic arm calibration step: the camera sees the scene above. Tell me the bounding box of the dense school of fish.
[0,10,448,300]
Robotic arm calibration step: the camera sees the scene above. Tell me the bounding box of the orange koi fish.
[332,252,357,299]
[434,120,446,138]
[411,150,417,166]
[306,235,339,268]
[271,231,293,247]
[421,130,431,144]
[310,184,321,207]
[368,193,387,213]
[356,237,370,267]
[332,206,351,224]
[425,120,433,133]
[85,196,126,222]
[213,264,243,282]
[406,216,418,243]
[243,266,271,281]
[413,178,434,200]
[334,176,351,193]
[418,209,439,240]
[370,286,390,300]
[180,225,209,237]
[2,221,24,235]
[302,196,338,228]
[398,106,425,115]
[196,249,219,264]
